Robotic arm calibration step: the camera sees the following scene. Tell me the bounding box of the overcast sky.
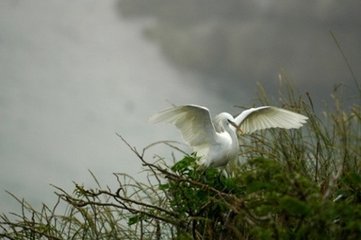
[0,0,235,212]
[117,0,361,104]
[1,0,360,212]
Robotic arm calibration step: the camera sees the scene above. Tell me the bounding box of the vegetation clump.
[1,85,360,239]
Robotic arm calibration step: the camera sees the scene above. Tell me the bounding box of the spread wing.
[149,104,218,148]
[234,106,308,134]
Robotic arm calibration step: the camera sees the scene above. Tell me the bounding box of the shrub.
[1,83,360,239]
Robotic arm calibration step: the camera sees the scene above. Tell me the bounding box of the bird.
[150,104,308,168]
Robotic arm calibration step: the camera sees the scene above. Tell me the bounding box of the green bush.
[1,83,360,239]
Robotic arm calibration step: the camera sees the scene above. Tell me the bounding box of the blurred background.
[0,0,360,212]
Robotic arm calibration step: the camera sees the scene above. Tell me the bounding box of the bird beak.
[228,119,241,132]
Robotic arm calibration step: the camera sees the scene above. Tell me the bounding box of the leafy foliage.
[1,83,360,239]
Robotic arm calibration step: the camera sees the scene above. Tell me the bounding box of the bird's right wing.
[234,106,308,134]
[149,105,217,147]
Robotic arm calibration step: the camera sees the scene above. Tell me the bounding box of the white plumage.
[150,104,308,168]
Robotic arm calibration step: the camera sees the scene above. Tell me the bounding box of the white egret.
[150,104,308,168]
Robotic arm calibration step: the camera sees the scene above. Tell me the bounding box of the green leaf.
[159,183,170,190]
[128,214,144,226]
[343,172,361,187]
[171,155,197,173]
[280,196,310,217]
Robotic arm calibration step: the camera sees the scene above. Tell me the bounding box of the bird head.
[214,112,239,132]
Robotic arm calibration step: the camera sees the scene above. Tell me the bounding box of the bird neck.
[222,121,237,140]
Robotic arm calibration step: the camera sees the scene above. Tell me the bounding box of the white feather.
[150,104,308,168]
[234,106,308,134]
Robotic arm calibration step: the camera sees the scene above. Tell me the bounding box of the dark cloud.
[117,0,361,107]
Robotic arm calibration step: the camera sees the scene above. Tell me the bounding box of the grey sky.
[0,0,233,212]
[117,0,361,105]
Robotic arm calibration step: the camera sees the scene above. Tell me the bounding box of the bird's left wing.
[234,106,308,134]
[149,105,217,147]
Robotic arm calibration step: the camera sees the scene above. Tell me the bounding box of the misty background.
[0,0,360,212]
